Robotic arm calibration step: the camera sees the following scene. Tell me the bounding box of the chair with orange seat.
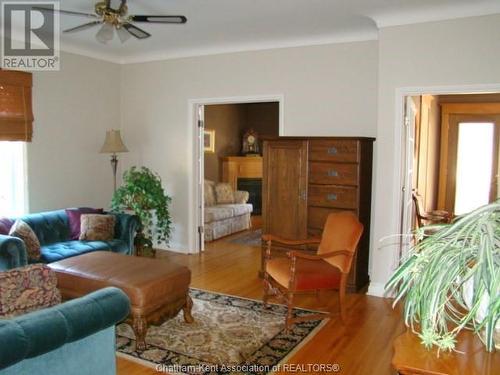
[262,212,363,330]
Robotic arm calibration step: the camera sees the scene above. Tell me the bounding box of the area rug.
[228,229,262,246]
[116,288,327,375]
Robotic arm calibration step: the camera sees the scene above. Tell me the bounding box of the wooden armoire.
[262,137,375,291]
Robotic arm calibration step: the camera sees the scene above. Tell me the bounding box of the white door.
[197,104,205,253]
[399,96,417,259]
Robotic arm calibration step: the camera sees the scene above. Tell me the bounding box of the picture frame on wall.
[204,129,215,153]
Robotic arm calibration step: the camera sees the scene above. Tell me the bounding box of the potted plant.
[111,166,172,256]
[386,201,499,353]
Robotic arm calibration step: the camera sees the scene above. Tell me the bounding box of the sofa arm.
[234,190,250,204]
[0,287,130,370]
[111,213,140,255]
[0,234,28,271]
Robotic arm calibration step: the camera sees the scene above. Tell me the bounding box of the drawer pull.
[327,147,338,155]
[327,194,337,201]
[327,170,338,177]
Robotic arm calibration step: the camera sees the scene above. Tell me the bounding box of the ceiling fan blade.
[33,6,98,19]
[63,21,102,34]
[122,23,151,39]
[130,15,187,24]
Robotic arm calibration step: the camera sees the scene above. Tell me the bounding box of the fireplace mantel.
[221,156,263,191]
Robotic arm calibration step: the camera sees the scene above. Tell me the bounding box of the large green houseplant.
[111,166,172,252]
[386,201,499,353]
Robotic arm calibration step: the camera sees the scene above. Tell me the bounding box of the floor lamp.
[100,130,128,192]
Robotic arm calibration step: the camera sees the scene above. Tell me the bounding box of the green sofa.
[0,287,130,375]
[0,209,139,271]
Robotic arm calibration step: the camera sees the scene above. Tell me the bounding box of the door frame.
[393,84,500,264]
[188,94,285,254]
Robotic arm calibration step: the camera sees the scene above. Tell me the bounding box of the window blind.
[0,70,34,142]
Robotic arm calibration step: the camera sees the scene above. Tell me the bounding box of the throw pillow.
[204,180,216,207]
[0,217,14,235]
[79,214,115,241]
[215,183,235,204]
[0,264,61,318]
[66,207,104,240]
[9,220,41,261]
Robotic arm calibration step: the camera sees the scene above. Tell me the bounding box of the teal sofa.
[0,209,139,271]
[0,287,130,375]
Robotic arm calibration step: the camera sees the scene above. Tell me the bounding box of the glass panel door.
[454,122,494,215]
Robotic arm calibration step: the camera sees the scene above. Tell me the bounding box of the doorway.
[191,95,284,253]
[399,92,500,256]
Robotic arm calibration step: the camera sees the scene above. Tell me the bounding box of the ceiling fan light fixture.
[37,0,187,44]
[96,22,114,44]
[116,26,131,43]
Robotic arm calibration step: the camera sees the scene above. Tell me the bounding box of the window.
[0,142,27,216]
[454,123,494,215]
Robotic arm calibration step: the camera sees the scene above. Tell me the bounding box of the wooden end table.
[392,330,500,375]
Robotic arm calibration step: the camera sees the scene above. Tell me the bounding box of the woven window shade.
[0,70,34,142]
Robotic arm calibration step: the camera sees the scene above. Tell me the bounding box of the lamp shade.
[100,130,128,154]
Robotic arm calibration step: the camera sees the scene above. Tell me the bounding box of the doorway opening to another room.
[399,92,500,260]
[191,96,283,253]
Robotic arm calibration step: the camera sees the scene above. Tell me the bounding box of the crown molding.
[118,30,378,65]
[55,30,378,65]
[59,41,122,64]
[373,5,500,28]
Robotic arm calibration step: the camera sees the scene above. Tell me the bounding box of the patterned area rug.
[116,288,326,375]
[228,229,262,246]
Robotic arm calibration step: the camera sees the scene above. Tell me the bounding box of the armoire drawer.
[308,206,356,229]
[308,185,358,209]
[309,162,359,186]
[308,140,359,163]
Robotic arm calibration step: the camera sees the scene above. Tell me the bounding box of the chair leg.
[263,279,270,308]
[339,274,347,324]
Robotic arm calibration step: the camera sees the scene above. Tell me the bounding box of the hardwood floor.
[117,232,404,374]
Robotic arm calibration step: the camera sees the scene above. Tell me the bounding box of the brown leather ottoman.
[48,251,194,351]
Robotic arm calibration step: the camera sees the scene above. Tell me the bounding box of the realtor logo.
[1,1,60,71]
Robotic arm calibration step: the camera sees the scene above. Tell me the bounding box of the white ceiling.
[38,0,500,63]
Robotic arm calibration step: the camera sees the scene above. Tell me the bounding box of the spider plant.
[386,201,500,353]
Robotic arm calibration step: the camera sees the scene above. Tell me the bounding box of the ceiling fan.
[34,0,187,44]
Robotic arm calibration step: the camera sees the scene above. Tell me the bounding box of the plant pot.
[462,276,500,349]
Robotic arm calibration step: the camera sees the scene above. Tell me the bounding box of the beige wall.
[28,52,121,212]
[370,14,500,296]
[204,104,246,182]
[245,102,280,138]
[120,40,378,250]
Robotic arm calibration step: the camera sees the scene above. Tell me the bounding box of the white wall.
[368,14,500,296]
[28,52,121,212]
[120,41,379,251]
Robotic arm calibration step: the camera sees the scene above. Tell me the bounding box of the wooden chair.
[412,191,452,229]
[262,212,363,330]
